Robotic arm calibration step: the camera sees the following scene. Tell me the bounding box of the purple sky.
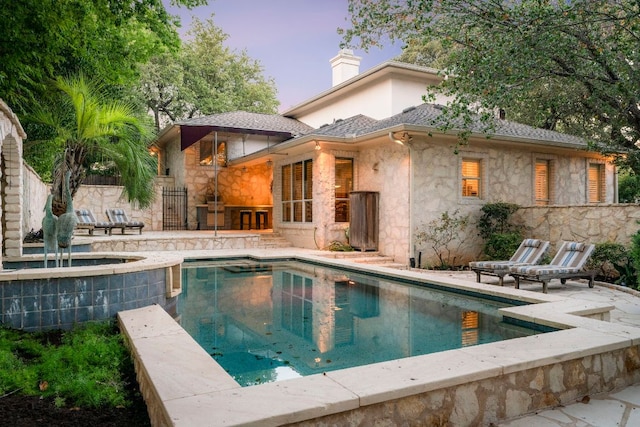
[163,0,403,112]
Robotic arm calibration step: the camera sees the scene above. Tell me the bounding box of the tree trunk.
[51,143,87,217]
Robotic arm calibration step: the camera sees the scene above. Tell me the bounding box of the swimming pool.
[178,259,545,386]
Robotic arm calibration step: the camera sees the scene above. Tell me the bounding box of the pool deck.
[81,231,640,426]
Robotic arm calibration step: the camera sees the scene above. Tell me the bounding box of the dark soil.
[0,393,151,427]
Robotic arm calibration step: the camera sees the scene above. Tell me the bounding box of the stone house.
[154,50,617,266]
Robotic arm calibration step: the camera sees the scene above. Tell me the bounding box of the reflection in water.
[178,261,541,387]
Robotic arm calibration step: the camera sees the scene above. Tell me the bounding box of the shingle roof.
[312,115,379,137]
[358,103,586,147]
[178,111,313,137]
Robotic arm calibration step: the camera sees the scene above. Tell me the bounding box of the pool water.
[178,260,542,387]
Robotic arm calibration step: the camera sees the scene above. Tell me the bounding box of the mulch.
[0,394,151,427]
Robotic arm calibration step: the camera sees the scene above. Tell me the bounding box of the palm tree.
[28,74,157,216]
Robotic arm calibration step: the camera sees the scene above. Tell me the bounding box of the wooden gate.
[162,187,188,230]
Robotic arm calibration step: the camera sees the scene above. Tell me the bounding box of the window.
[280,272,313,341]
[282,160,313,222]
[461,159,482,197]
[335,158,353,222]
[535,159,551,205]
[588,163,605,203]
[199,139,227,167]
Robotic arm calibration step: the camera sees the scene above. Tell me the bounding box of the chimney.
[330,49,361,86]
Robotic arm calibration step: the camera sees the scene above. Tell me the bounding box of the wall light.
[388,131,412,145]
[266,159,273,168]
[315,141,321,150]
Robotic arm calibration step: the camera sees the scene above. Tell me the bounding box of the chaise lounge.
[106,208,145,234]
[75,209,116,235]
[469,238,550,286]
[508,241,596,293]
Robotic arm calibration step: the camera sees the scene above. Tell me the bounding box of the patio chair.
[469,238,550,286]
[75,209,116,235]
[106,208,145,234]
[508,241,596,293]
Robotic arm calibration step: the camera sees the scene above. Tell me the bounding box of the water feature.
[178,259,548,387]
[0,252,182,331]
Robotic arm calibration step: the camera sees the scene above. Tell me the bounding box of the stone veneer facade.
[288,346,640,426]
[0,100,26,259]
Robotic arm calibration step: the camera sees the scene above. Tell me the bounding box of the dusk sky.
[163,0,403,112]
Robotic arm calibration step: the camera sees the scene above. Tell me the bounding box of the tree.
[27,75,157,217]
[397,39,450,70]
[0,0,206,114]
[341,1,640,172]
[139,16,279,129]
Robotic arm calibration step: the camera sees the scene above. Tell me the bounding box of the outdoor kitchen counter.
[224,205,273,230]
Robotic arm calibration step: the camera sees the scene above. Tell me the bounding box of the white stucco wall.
[294,77,449,128]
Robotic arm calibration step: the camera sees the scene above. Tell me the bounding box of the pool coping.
[117,251,640,426]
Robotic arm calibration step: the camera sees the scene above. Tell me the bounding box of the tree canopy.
[341,0,640,172]
[0,0,207,113]
[28,75,157,216]
[138,16,279,130]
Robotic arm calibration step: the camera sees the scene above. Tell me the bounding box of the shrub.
[630,229,640,290]
[618,172,640,203]
[484,232,523,260]
[415,209,470,269]
[589,242,636,287]
[476,202,525,260]
[477,202,521,240]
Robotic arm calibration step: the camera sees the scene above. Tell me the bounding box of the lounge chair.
[509,241,596,293]
[469,238,550,286]
[106,208,145,234]
[75,209,115,235]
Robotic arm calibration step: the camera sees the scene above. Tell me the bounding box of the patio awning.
[180,124,298,151]
[180,126,214,151]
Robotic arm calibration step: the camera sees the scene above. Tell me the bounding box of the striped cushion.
[522,239,541,248]
[469,260,529,271]
[511,239,543,263]
[75,209,96,224]
[554,243,585,267]
[511,265,581,275]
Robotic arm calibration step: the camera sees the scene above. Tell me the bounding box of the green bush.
[477,202,521,239]
[484,232,523,260]
[618,172,640,203]
[630,229,640,290]
[589,242,637,287]
[476,202,525,260]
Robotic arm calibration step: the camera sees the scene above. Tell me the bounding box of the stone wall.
[290,346,640,426]
[1,100,27,258]
[274,142,412,258]
[410,136,619,267]
[72,176,174,231]
[514,204,640,251]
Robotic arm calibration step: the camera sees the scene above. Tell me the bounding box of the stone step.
[257,234,291,249]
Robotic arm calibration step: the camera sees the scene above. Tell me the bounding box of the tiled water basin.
[178,259,548,386]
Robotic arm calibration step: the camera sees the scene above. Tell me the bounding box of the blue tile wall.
[0,266,177,331]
